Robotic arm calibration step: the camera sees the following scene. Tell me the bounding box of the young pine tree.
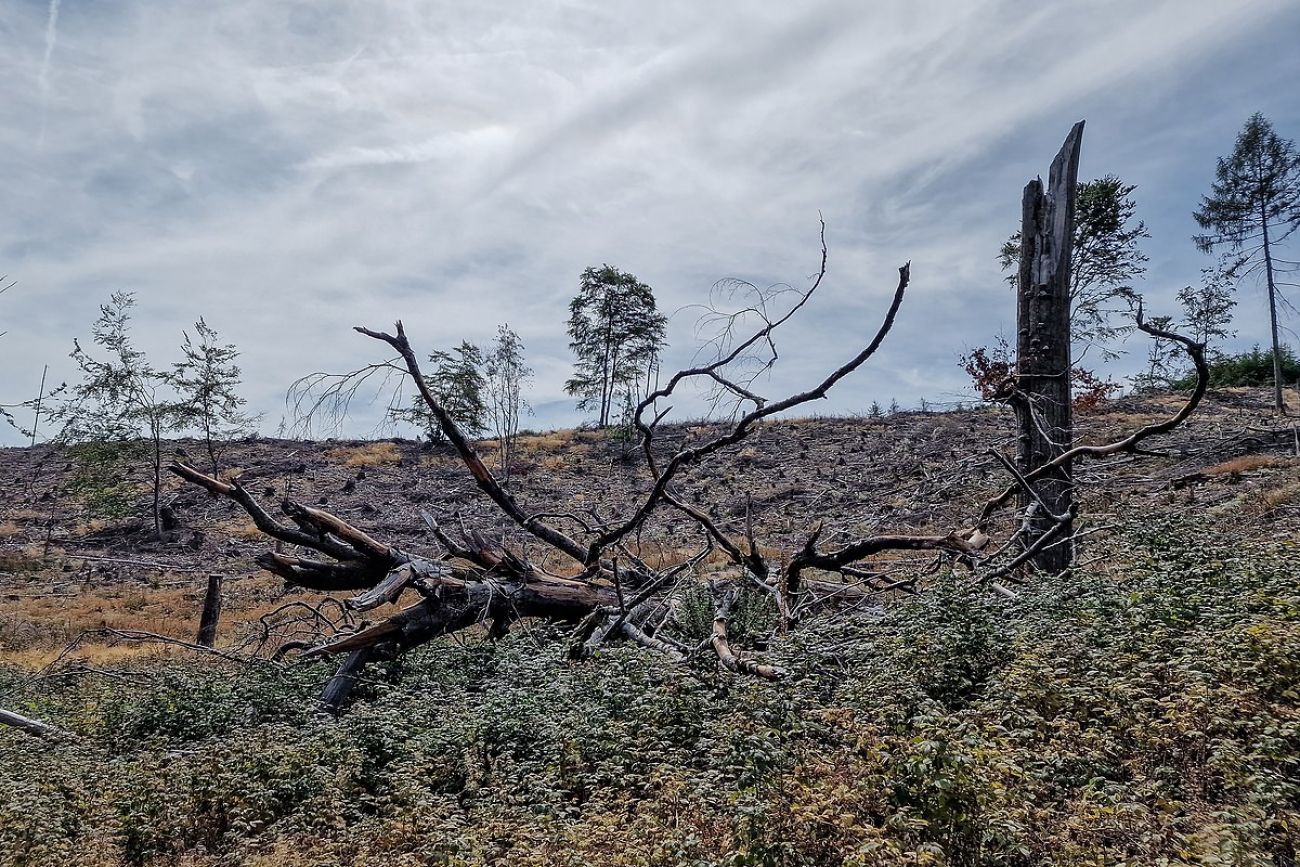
[168,318,256,477]
[1194,113,1300,412]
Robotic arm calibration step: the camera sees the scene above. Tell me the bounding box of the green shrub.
[1,521,1298,865]
[1174,343,1300,389]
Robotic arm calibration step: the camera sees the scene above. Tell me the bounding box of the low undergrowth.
[1,520,1298,866]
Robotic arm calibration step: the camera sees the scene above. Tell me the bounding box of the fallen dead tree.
[0,707,74,742]
[169,229,1208,710]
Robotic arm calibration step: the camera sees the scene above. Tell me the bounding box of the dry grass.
[325,442,402,467]
[517,430,576,450]
[0,521,20,538]
[212,518,265,539]
[1259,479,1300,511]
[0,564,364,667]
[1205,455,1287,476]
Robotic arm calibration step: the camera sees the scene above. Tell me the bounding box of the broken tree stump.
[195,574,224,648]
[1015,121,1083,573]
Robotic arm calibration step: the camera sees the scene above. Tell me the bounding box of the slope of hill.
[0,390,1298,865]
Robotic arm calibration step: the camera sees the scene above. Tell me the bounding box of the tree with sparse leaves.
[1000,175,1150,359]
[1193,113,1300,413]
[168,318,256,478]
[566,265,667,427]
[52,292,178,537]
[1177,268,1236,358]
[486,324,531,484]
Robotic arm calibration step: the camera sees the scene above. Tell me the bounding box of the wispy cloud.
[35,0,61,146]
[1,0,1298,442]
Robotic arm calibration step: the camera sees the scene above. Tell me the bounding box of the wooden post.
[196,574,223,648]
[1016,121,1084,574]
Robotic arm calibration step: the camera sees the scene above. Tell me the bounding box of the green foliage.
[167,318,256,476]
[1173,344,1300,390]
[1194,113,1300,264]
[64,441,143,519]
[1193,112,1300,409]
[566,265,667,428]
[485,324,532,483]
[2,524,1299,865]
[50,293,179,534]
[390,341,488,442]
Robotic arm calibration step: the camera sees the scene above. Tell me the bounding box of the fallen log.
[0,707,73,742]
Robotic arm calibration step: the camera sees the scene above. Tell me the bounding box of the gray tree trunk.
[195,574,224,648]
[1015,121,1084,574]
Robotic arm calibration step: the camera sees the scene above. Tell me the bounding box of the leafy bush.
[1,521,1298,865]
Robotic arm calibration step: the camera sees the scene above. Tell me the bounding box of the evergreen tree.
[1193,113,1300,412]
[168,318,256,477]
[566,265,667,427]
[52,292,178,536]
[391,341,487,441]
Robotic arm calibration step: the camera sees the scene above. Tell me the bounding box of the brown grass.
[1206,455,1287,476]
[325,442,402,466]
[1259,479,1300,511]
[517,430,576,450]
[0,521,20,538]
[212,518,265,539]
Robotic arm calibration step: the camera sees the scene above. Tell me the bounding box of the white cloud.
[1,0,1297,443]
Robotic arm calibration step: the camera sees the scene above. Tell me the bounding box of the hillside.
[1,389,1299,865]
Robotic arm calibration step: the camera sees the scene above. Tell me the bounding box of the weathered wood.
[1016,121,1084,573]
[0,707,72,741]
[319,647,378,715]
[196,574,223,647]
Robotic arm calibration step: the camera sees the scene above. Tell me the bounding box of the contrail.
[37,0,61,147]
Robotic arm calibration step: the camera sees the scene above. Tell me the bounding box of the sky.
[1,0,1299,444]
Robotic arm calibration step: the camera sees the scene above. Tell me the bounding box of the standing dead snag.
[1016,121,1084,574]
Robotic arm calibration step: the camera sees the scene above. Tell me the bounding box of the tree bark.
[1260,204,1286,414]
[196,574,223,648]
[0,707,72,741]
[1015,121,1083,574]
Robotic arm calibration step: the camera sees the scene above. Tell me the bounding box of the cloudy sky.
[2,0,1298,444]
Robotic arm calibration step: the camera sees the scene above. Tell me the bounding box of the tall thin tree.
[1194,113,1300,412]
[566,265,667,427]
[486,324,531,484]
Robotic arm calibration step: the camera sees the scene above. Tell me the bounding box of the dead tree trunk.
[319,646,384,715]
[0,707,73,741]
[1015,121,1083,574]
[195,574,223,648]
